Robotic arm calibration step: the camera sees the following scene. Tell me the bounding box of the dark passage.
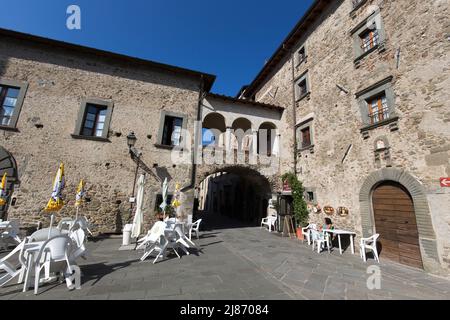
[195,168,272,230]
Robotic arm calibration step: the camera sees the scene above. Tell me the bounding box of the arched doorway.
[359,168,440,272]
[197,167,272,229]
[0,146,18,220]
[372,181,423,269]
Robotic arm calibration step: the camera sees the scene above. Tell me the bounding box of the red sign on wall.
[440,178,450,187]
[283,180,292,192]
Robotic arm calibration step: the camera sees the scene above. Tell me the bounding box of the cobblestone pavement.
[1,221,450,300]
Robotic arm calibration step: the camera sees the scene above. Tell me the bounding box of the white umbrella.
[159,178,168,218]
[131,174,145,239]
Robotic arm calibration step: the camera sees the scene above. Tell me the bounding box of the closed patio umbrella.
[44,163,65,239]
[0,173,7,206]
[159,178,168,218]
[131,174,145,239]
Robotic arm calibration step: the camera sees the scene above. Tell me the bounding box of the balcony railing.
[201,146,279,167]
[369,107,390,125]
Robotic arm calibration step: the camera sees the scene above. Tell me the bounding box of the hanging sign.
[282,180,292,192]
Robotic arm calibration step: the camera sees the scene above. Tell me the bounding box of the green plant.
[281,173,309,228]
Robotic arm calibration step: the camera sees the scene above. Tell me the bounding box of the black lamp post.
[127,131,139,212]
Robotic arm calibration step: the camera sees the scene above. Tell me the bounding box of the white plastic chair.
[29,228,61,242]
[261,215,277,232]
[138,221,167,263]
[360,234,380,263]
[311,229,331,253]
[140,228,182,264]
[69,228,88,261]
[0,238,29,287]
[0,220,22,249]
[189,219,202,240]
[31,235,81,295]
[301,223,317,245]
[72,217,93,237]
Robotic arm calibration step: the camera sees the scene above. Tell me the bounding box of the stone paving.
[1,220,450,300]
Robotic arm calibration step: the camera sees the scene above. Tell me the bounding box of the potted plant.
[281,173,309,240]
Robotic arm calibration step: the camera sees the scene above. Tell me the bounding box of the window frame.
[296,117,314,152]
[356,76,397,130]
[296,45,307,66]
[294,71,310,102]
[156,110,188,149]
[350,9,386,63]
[72,98,114,142]
[0,78,28,131]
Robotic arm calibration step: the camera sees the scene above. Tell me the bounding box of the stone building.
[0,0,449,275]
[0,28,215,234]
[239,0,450,273]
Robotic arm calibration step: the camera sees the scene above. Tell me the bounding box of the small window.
[73,98,113,141]
[161,116,183,146]
[356,76,396,131]
[154,194,173,212]
[298,46,307,64]
[367,93,389,124]
[296,119,314,151]
[0,79,28,130]
[295,72,310,101]
[352,0,365,9]
[301,127,311,148]
[298,79,308,97]
[360,28,379,53]
[0,86,20,126]
[350,10,386,63]
[81,104,108,137]
[306,191,314,202]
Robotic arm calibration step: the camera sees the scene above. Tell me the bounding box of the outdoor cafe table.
[323,229,356,255]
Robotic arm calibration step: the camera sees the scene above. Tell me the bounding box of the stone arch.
[0,146,18,220]
[258,122,278,156]
[231,118,252,151]
[203,112,226,147]
[359,167,441,272]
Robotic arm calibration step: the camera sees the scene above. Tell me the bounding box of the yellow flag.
[0,173,7,206]
[44,163,65,212]
[75,179,85,207]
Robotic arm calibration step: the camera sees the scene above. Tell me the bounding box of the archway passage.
[197,167,272,230]
[0,146,18,220]
[372,181,423,269]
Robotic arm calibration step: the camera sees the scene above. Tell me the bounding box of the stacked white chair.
[0,220,22,250]
[31,235,81,295]
[0,238,29,287]
[360,234,380,263]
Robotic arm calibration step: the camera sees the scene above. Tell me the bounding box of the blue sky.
[0,0,314,96]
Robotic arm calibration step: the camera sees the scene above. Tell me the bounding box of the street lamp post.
[127,131,139,213]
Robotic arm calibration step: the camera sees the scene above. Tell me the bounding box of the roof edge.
[206,93,284,111]
[0,28,216,91]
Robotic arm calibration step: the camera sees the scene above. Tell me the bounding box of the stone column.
[273,133,281,157]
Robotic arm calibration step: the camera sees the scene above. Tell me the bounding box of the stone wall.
[248,0,450,273]
[0,34,202,234]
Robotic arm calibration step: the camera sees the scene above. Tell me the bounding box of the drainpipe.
[290,49,298,176]
[181,75,205,193]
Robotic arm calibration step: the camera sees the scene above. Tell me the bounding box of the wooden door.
[372,182,423,269]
